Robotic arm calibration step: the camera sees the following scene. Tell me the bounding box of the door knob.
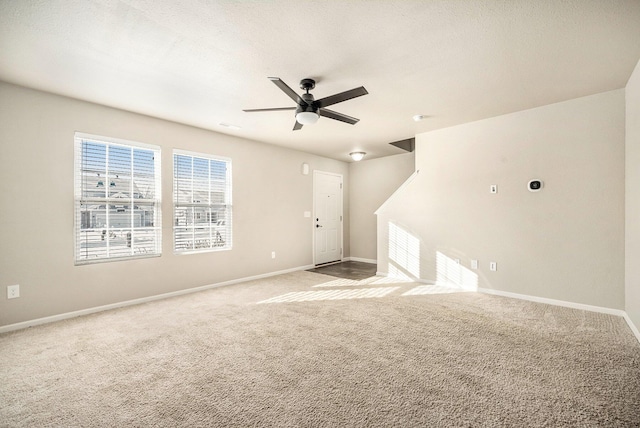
[316,224,322,228]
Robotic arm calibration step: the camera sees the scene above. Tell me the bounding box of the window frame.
[74,132,162,265]
[173,149,232,255]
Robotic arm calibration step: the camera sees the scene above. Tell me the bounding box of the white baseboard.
[6,267,639,345]
[379,272,639,344]
[477,287,626,317]
[623,313,640,343]
[0,264,314,334]
[479,287,640,344]
[346,257,377,264]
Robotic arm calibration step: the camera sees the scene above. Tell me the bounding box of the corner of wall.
[625,58,640,337]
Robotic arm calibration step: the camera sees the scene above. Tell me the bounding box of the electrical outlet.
[490,184,498,194]
[7,284,20,299]
[471,260,478,269]
[489,262,497,272]
[271,251,276,259]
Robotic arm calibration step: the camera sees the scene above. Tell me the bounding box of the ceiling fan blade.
[268,77,308,105]
[319,108,359,125]
[293,121,303,131]
[243,107,296,112]
[316,86,368,108]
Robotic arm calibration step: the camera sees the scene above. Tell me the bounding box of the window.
[74,133,161,264]
[173,150,232,253]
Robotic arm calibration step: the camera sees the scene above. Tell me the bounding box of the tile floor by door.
[307,261,377,281]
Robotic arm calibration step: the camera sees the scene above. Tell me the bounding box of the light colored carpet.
[1,271,639,427]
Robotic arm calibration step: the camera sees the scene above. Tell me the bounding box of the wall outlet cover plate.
[7,284,20,299]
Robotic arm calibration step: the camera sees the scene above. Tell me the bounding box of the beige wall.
[378,90,625,309]
[626,60,640,329]
[0,82,349,327]
[349,153,415,261]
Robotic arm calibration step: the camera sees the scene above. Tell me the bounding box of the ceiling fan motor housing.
[300,78,316,91]
[298,93,318,114]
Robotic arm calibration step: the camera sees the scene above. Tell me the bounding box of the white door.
[314,171,343,265]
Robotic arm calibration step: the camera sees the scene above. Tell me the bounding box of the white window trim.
[74,132,162,265]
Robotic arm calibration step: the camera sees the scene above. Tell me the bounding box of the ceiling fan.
[243,77,368,130]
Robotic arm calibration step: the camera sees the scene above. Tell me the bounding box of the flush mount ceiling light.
[350,152,366,161]
[412,114,427,122]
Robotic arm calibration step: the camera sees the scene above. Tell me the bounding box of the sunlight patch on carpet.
[312,276,412,288]
[401,284,470,296]
[256,287,400,304]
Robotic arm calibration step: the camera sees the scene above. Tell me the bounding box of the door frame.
[313,170,344,266]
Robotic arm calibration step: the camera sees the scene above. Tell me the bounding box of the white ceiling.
[1,0,639,161]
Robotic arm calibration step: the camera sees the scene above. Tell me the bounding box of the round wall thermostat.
[528,179,543,192]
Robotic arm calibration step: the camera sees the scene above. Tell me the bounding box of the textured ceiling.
[1,0,639,161]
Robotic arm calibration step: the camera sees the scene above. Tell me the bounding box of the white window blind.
[74,133,162,264]
[173,150,232,253]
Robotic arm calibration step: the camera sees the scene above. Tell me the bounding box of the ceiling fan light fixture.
[296,111,319,125]
[350,151,366,161]
[244,77,367,130]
